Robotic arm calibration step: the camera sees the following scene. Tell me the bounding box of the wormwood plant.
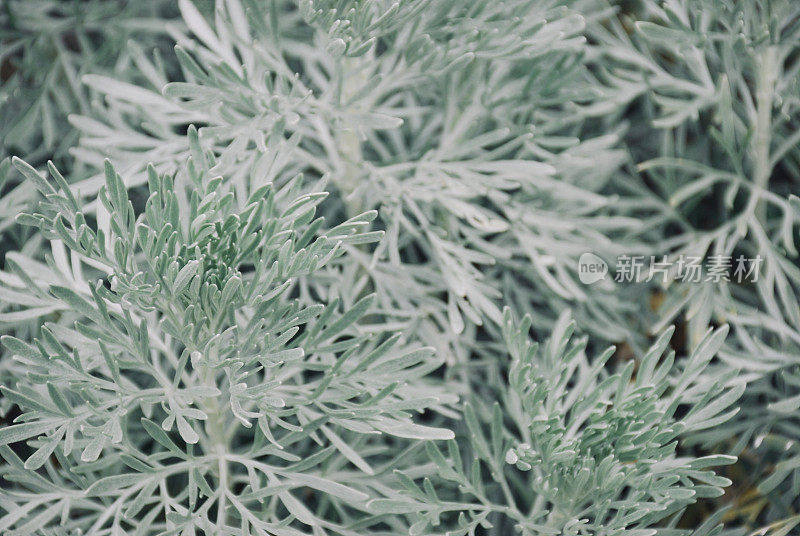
[0,140,741,533]
[589,0,800,529]
[0,0,174,167]
[368,310,740,536]
[0,0,177,234]
[69,0,649,356]
[1,0,799,534]
[0,139,457,535]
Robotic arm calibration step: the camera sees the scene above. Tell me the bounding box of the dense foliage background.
[1,1,799,535]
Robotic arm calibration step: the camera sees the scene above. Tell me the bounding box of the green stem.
[196,360,230,528]
[332,56,370,217]
[747,45,779,228]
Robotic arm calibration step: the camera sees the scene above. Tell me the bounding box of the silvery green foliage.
[0,140,458,535]
[3,0,800,535]
[69,0,654,357]
[0,0,177,244]
[588,0,800,527]
[0,139,740,534]
[0,0,171,165]
[367,310,740,536]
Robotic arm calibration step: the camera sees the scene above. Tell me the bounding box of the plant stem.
[333,55,370,217]
[197,361,230,528]
[749,45,779,227]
